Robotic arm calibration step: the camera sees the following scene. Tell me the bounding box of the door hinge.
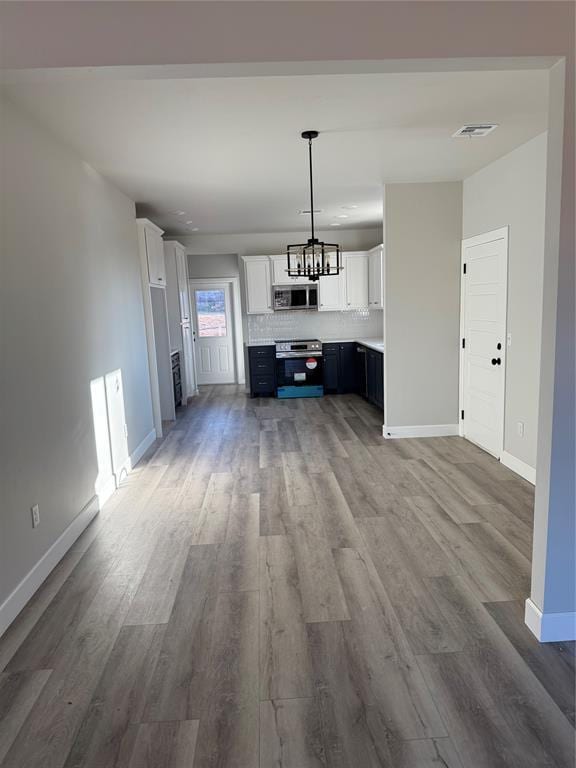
[463,263,467,274]
[462,338,466,349]
[461,410,465,420]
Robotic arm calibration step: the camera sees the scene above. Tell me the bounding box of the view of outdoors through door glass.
[195,289,227,337]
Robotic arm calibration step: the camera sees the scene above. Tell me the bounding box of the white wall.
[384,182,462,429]
[179,227,381,260]
[186,252,240,281]
[0,97,154,616]
[463,133,547,471]
[529,61,575,635]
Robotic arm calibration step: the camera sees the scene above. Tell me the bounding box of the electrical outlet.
[517,421,525,438]
[31,504,40,528]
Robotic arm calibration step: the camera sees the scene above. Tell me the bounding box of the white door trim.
[188,276,245,385]
[459,226,509,458]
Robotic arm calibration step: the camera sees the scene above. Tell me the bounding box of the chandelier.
[286,131,342,282]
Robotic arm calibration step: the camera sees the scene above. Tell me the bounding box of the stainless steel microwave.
[273,285,318,311]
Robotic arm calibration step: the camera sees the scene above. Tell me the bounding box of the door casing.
[188,276,245,386]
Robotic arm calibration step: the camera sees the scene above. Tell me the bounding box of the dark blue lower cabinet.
[322,343,357,394]
[323,351,339,393]
[339,343,357,394]
[366,349,384,410]
[356,345,367,396]
[376,353,384,409]
[248,346,276,397]
[248,342,382,407]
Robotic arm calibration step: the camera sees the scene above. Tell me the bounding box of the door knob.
[491,357,501,366]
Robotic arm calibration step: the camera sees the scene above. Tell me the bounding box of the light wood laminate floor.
[1,386,574,768]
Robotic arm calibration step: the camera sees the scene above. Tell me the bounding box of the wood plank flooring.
[1,385,574,768]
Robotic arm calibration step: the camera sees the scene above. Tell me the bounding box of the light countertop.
[353,338,385,353]
[321,338,384,353]
[246,337,384,353]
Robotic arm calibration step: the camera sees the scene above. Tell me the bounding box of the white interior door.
[460,227,508,457]
[192,282,236,385]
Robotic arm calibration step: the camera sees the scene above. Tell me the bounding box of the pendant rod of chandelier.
[307,135,316,243]
[285,130,341,281]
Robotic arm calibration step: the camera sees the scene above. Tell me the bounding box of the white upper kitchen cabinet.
[368,244,383,309]
[243,256,273,314]
[138,218,166,287]
[344,252,369,309]
[270,254,312,285]
[318,270,344,311]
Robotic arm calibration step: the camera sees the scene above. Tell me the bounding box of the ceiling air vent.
[452,124,498,138]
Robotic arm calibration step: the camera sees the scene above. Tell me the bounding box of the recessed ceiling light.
[173,210,186,216]
[337,214,349,219]
[189,227,199,232]
[186,220,194,224]
[341,204,358,210]
[330,222,341,227]
[298,209,323,215]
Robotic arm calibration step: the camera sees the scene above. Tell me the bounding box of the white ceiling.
[3,69,548,235]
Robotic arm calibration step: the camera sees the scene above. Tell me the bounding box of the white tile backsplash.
[247,308,383,343]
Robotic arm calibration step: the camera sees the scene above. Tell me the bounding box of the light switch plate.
[31,504,40,528]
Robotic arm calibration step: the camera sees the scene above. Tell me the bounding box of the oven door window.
[276,356,323,387]
[308,287,318,308]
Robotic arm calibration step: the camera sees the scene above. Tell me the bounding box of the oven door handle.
[275,352,323,359]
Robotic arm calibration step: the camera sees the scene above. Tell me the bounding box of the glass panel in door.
[192,283,235,385]
[194,289,227,337]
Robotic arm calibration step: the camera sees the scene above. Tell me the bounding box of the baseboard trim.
[128,428,157,470]
[525,598,576,642]
[500,451,536,484]
[0,495,100,639]
[95,475,117,509]
[383,423,459,439]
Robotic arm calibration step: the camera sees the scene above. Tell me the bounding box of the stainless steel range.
[275,339,323,398]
